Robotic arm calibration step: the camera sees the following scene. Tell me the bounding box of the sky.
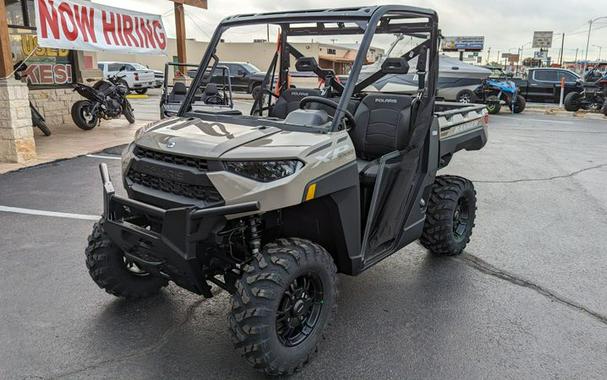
[95,0,607,62]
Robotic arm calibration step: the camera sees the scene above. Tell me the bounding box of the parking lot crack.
[50,294,213,379]
[455,253,607,326]
[473,163,607,184]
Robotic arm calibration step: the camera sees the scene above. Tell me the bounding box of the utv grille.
[127,169,223,203]
[134,146,209,171]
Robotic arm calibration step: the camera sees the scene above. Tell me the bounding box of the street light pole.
[583,16,607,73]
[559,33,565,66]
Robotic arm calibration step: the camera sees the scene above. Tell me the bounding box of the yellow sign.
[21,35,69,58]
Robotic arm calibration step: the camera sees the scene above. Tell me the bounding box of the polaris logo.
[375,98,398,104]
[291,92,310,96]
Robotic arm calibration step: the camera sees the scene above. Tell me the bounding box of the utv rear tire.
[420,176,477,256]
[229,238,337,376]
[85,221,168,299]
[564,92,582,112]
[485,96,501,114]
[135,88,148,95]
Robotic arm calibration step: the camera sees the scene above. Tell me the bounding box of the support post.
[174,2,187,74]
[559,33,565,66]
[0,1,36,163]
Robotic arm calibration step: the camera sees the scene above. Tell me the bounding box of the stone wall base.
[29,88,84,130]
[0,79,36,163]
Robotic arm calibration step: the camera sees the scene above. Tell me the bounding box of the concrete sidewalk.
[0,119,145,174]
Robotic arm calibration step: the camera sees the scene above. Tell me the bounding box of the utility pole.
[486,47,491,65]
[593,44,603,61]
[496,50,500,64]
[559,33,565,66]
[266,24,270,42]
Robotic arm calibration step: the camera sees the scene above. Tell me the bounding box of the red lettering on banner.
[38,0,60,39]
[133,16,144,48]
[152,20,166,50]
[102,11,120,45]
[58,2,78,41]
[122,15,139,47]
[140,19,156,49]
[73,4,97,43]
[115,13,127,46]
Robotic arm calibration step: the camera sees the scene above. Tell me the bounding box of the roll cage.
[179,5,439,132]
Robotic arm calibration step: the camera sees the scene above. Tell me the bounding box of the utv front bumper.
[98,163,259,297]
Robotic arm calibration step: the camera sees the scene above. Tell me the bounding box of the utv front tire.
[420,176,477,256]
[229,238,337,376]
[85,221,168,299]
[564,92,582,112]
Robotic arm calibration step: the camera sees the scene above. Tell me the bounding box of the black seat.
[270,88,321,119]
[168,82,187,103]
[201,83,222,104]
[350,93,413,184]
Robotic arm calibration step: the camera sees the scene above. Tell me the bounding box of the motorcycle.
[71,70,135,130]
[563,68,607,115]
[472,78,526,115]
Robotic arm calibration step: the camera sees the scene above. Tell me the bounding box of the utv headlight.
[224,160,304,182]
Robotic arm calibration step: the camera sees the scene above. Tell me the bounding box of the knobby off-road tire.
[509,94,526,113]
[85,222,168,299]
[485,96,501,114]
[420,175,477,256]
[229,238,337,376]
[564,91,582,112]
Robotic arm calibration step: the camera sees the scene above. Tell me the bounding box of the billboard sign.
[442,36,485,52]
[532,31,554,49]
[34,0,168,55]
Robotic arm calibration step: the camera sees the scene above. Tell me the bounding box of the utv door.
[360,98,438,267]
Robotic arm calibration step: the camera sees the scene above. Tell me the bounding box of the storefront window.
[6,0,76,87]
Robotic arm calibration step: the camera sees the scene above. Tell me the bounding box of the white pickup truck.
[98,61,156,94]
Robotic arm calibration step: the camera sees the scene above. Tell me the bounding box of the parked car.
[187,62,265,94]
[152,69,164,88]
[97,61,156,94]
[513,68,580,103]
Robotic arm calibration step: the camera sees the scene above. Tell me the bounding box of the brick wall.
[29,88,83,129]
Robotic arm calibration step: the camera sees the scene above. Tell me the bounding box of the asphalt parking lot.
[1,105,607,379]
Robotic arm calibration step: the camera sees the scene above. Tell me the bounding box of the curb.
[524,107,607,120]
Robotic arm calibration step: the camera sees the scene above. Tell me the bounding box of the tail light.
[134,73,140,81]
[483,113,490,125]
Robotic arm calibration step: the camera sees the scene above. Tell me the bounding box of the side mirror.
[119,65,127,72]
[238,70,246,77]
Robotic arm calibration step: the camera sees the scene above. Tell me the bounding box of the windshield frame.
[179,6,439,132]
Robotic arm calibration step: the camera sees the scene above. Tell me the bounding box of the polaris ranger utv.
[86,5,488,376]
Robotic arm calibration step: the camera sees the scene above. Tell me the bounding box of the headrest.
[281,88,321,100]
[295,57,319,72]
[204,83,218,95]
[362,93,413,109]
[173,82,187,95]
[381,57,409,74]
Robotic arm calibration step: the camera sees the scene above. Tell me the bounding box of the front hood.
[135,117,282,159]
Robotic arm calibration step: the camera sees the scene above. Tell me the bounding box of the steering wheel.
[204,94,224,105]
[299,96,356,130]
